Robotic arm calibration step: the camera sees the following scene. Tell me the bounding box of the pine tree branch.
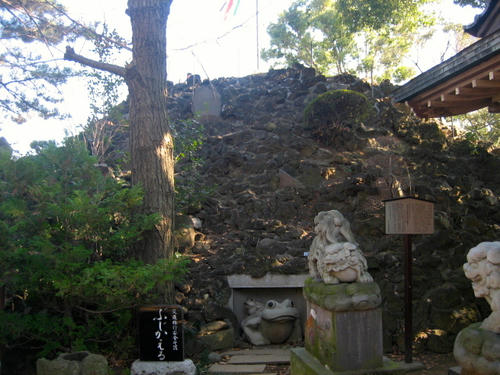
[64,46,126,77]
[45,0,133,52]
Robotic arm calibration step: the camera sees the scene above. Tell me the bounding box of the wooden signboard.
[138,305,184,362]
[384,197,434,235]
[383,196,434,364]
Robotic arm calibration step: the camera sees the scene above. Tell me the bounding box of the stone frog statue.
[241,298,302,346]
[308,210,373,284]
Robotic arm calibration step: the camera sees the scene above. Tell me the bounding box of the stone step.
[207,363,267,374]
[227,353,289,365]
[222,348,290,357]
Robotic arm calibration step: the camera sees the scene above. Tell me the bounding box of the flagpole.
[256,0,260,71]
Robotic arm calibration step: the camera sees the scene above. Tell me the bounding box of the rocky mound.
[123,64,500,355]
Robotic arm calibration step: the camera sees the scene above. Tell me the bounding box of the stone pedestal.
[291,278,421,375]
[453,323,500,375]
[305,302,383,371]
[304,279,383,372]
[131,359,196,375]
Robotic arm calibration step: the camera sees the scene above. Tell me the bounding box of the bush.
[172,117,213,214]
[303,89,374,148]
[0,138,188,364]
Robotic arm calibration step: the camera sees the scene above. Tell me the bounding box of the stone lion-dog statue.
[463,241,500,333]
[308,210,373,284]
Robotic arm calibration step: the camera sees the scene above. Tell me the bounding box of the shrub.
[0,138,188,364]
[172,117,213,214]
[303,89,374,148]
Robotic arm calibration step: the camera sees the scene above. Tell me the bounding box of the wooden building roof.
[465,0,500,37]
[392,0,500,118]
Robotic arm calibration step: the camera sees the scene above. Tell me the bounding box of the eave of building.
[465,0,500,38]
[392,29,500,118]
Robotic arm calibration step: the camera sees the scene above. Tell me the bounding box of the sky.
[0,0,484,155]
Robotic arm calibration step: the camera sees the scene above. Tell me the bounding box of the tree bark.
[126,0,174,264]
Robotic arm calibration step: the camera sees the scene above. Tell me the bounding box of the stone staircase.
[208,347,291,375]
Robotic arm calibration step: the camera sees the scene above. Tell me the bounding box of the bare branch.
[64,46,126,77]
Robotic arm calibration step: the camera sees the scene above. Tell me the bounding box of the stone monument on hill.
[452,242,500,375]
[291,210,420,375]
[191,84,221,118]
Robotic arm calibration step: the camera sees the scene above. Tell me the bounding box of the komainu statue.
[308,210,373,284]
[453,241,500,375]
[463,241,500,333]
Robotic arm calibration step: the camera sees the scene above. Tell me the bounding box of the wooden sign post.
[138,305,184,362]
[383,197,434,364]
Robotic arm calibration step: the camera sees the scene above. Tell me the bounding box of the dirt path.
[388,352,457,375]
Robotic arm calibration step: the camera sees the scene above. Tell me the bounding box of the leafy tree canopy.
[336,0,431,32]
[0,0,73,43]
[0,0,77,123]
[455,108,500,148]
[453,0,489,8]
[263,0,436,83]
[0,0,122,124]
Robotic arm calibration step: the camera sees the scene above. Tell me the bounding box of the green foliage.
[390,66,417,83]
[452,0,488,8]
[336,0,431,32]
[172,117,213,214]
[262,0,356,74]
[455,109,500,149]
[304,89,374,146]
[173,118,205,163]
[0,1,128,124]
[81,24,128,164]
[0,138,188,360]
[0,0,72,44]
[0,0,78,123]
[263,0,435,82]
[448,138,489,157]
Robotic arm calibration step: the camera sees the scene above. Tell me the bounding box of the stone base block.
[291,347,424,375]
[453,323,500,375]
[305,303,383,371]
[131,359,196,375]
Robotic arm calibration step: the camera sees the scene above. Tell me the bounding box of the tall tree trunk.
[126,0,174,265]
[64,1,176,303]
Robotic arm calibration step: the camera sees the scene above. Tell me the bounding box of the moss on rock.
[304,278,381,311]
[303,89,375,149]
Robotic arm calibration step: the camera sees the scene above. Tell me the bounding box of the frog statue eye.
[267,300,277,308]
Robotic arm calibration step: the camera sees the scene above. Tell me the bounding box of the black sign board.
[138,305,184,362]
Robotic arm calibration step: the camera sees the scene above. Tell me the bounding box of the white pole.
[256,0,260,71]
